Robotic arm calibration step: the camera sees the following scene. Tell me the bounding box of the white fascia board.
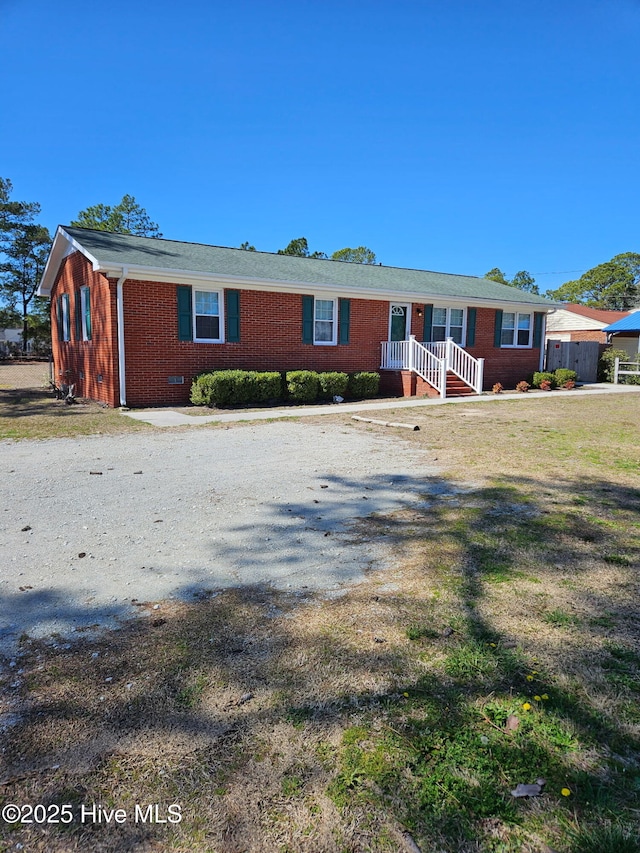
[96,263,555,311]
[37,227,102,296]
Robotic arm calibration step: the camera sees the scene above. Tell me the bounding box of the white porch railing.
[380,336,485,397]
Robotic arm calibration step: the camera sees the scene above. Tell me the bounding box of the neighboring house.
[545,304,630,343]
[602,311,640,358]
[38,227,556,408]
[0,328,32,356]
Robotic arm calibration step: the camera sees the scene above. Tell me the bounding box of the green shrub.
[190,371,235,406]
[190,370,283,407]
[598,348,627,382]
[286,370,320,403]
[252,371,283,402]
[532,371,557,389]
[554,368,577,385]
[348,372,380,399]
[190,373,217,406]
[318,371,349,400]
[599,347,640,384]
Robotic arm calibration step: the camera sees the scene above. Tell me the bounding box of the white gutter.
[116,267,128,407]
[96,263,557,312]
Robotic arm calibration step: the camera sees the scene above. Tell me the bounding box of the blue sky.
[2,0,639,292]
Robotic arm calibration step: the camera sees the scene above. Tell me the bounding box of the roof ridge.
[62,225,485,280]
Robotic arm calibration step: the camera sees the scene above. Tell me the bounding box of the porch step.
[445,372,476,397]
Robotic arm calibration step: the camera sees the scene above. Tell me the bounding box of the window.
[57,293,70,342]
[314,298,337,345]
[194,289,223,342]
[80,286,91,340]
[501,312,532,347]
[431,307,465,344]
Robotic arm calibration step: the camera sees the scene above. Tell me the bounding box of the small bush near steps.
[348,371,380,398]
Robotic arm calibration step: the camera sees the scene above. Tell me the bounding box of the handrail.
[381,337,446,396]
[443,338,484,393]
[381,336,484,396]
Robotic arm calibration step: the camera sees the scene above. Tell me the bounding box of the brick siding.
[50,253,120,407]
[565,330,608,343]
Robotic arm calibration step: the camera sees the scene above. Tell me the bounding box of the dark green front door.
[390,304,408,341]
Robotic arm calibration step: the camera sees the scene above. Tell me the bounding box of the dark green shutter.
[226,289,240,342]
[302,295,314,344]
[533,312,543,348]
[177,285,193,341]
[84,288,92,341]
[422,304,433,342]
[494,309,503,348]
[467,308,477,346]
[74,289,82,340]
[338,298,350,345]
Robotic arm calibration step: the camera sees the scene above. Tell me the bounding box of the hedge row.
[190,369,380,407]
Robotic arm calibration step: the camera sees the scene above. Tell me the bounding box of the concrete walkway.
[122,383,640,428]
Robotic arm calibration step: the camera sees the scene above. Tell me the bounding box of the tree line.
[485,254,640,311]
[1,178,638,354]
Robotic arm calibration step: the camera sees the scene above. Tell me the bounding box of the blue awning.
[603,313,640,333]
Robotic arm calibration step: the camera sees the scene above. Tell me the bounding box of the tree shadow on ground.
[1,471,639,852]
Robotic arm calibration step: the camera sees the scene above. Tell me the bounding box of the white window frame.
[80,286,91,341]
[60,293,70,342]
[501,311,533,348]
[314,297,337,346]
[193,287,225,343]
[431,306,466,345]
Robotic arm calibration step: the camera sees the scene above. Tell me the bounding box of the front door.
[389,303,409,341]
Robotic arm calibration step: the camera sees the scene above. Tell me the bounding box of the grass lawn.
[0,388,151,440]
[1,394,639,852]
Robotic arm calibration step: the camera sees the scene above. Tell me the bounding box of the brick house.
[38,227,556,408]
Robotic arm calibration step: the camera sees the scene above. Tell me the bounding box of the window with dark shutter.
[422,304,433,342]
[338,298,350,345]
[177,285,193,341]
[302,295,314,344]
[533,312,544,348]
[226,290,240,342]
[467,308,477,346]
[494,309,503,348]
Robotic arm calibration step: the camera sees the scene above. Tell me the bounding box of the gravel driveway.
[1,421,441,653]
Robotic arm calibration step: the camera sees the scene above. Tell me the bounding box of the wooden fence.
[545,340,602,382]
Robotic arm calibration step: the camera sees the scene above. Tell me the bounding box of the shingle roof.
[46,226,556,307]
[602,312,640,333]
[563,304,630,323]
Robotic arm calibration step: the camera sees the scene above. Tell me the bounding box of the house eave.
[37,226,103,296]
[96,263,556,312]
